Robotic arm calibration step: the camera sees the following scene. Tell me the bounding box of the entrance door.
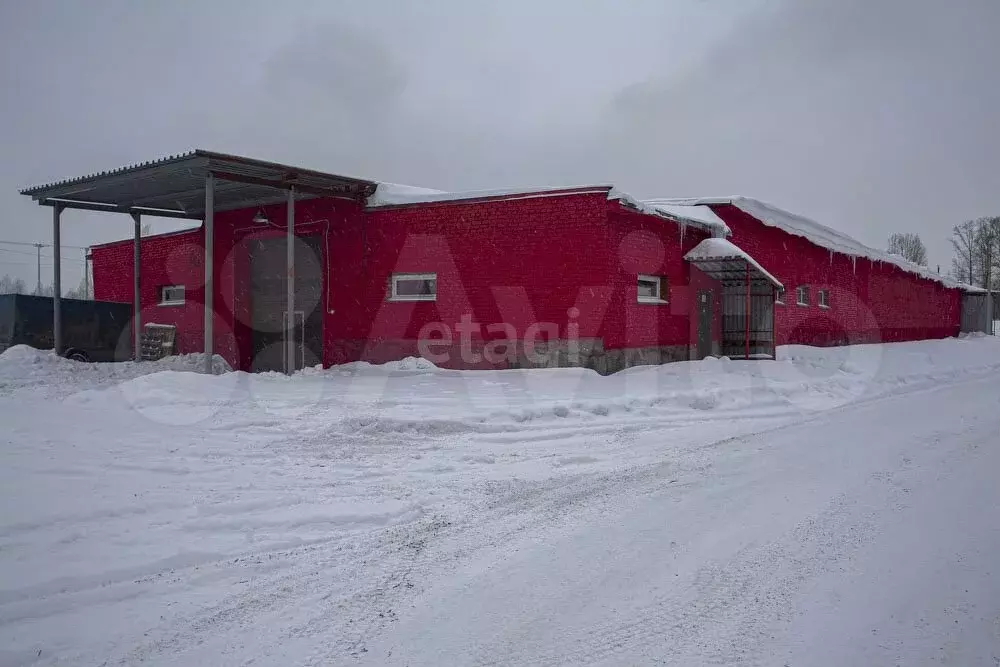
[696,289,713,359]
[249,235,323,372]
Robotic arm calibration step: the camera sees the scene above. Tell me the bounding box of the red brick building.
[28,151,975,373]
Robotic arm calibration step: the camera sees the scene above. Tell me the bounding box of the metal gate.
[249,235,324,372]
[721,283,775,359]
[960,292,997,335]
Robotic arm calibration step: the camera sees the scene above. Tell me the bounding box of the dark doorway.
[249,235,323,372]
[696,289,714,359]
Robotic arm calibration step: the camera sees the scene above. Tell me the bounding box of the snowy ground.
[1,337,999,666]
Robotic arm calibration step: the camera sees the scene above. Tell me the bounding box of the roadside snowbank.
[0,345,231,398]
[4,337,1000,428]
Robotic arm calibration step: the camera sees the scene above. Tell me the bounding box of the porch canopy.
[20,150,377,373]
[684,237,783,360]
[684,237,782,289]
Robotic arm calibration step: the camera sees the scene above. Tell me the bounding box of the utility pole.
[34,243,43,294]
[83,247,90,299]
[0,239,90,297]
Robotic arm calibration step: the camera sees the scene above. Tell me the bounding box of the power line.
[0,247,38,258]
[0,249,85,263]
[0,238,91,293]
[0,239,89,250]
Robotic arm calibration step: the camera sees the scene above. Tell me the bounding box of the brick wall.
[337,192,615,367]
[605,205,716,351]
[711,204,961,346]
[91,192,641,370]
[91,197,367,370]
[91,229,205,356]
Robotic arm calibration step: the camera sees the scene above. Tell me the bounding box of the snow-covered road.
[0,337,998,666]
[369,373,1000,666]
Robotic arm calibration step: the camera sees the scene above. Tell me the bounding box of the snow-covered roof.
[368,183,727,234]
[641,201,729,236]
[368,182,446,205]
[684,237,783,289]
[656,196,982,293]
[367,183,613,208]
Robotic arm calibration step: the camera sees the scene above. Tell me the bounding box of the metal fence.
[960,292,997,335]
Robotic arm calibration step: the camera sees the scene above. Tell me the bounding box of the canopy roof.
[19,150,377,219]
[684,237,783,289]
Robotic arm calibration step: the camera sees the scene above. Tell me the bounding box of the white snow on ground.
[1,338,1000,665]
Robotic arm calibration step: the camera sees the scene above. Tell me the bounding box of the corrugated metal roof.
[19,151,200,196]
[19,150,378,219]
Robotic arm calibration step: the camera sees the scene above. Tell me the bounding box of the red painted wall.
[92,194,961,372]
[604,205,718,351]
[92,229,205,356]
[710,204,961,346]
[93,192,633,370]
[335,193,614,367]
[92,197,367,370]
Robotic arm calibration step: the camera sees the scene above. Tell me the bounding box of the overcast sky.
[1,0,998,289]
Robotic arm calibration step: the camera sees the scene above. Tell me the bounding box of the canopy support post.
[203,173,214,374]
[132,212,142,360]
[745,263,751,360]
[771,285,778,358]
[285,187,296,375]
[52,204,62,355]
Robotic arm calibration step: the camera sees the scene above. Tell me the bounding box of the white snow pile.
[651,196,982,292]
[334,355,439,374]
[57,336,1000,436]
[0,344,231,397]
[684,237,783,288]
[367,182,446,206]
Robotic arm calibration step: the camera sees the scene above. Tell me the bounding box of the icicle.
[852,255,857,274]
[829,249,834,265]
[679,221,687,244]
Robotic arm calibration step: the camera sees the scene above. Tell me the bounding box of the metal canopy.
[19,150,378,219]
[687,256,781,288]
[20,150,366,374]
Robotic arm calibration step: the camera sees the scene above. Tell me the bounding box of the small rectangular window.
[775,288,786,305]
[637,274,667,304]
[159,285,185,306]
[796,285,810,307]
[818,289,830,308]
[390,273,437,301]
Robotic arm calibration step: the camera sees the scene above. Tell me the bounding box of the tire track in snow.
[364,374,1000,666]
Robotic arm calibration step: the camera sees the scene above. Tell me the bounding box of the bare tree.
[0,274,28,294]
[974,216,1000,290]
[950,220,978,284]
[951,216,1000,288]
[65,274,92,300]
[33,283,54,297]
[887,232,928,266]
